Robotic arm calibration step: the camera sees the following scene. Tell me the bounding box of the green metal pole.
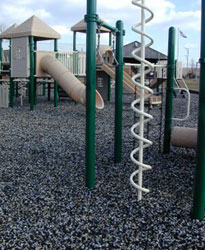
[97,20,116,33]
[47,81,51,101]
[114,20,124,163]
[54,39,58,107]
[85,0,97,188]
[29,36,35,111]
[192,0,205,220]
[9,39,14,108]
[43,82,46,96]
[163,27,176,153]
[34,41,37,105]
[15,82,18,98]
[0,39,2,73]
[108,32,112,101]
[73,32,77,51]
[73,32,78,105]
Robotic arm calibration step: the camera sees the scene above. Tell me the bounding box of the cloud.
[52,25,72,36]
[1,4,51,24]
[185,42,199,50]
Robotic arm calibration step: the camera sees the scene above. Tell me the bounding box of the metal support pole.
[54,39,58,107]
[43,82,46,96]
[48,81,51,101]
[193,0,205,220]
[85,0,97,188]
[114,20,124,163]
[0,39,2,73]
[73,32,78,105]
[15,82,18,98]
[29,36,35,111]
[34,41,37,105]
[163,27,176,153]
[108,32,112,101]
[73,32,77,51]
[9,39,14,108]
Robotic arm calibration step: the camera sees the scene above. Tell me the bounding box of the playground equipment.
[162,0,205,220]
[0,16,104,110]
[39,54,104,109]
[129,0,154,201]
[83,0,125,188]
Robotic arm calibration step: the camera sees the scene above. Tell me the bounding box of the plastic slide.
[100,62,138,95]
[40,55,104,109]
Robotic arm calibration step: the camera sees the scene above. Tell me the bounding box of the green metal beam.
[114,20,124,163]
[73,32,77,51]
[9,39,14,108]
[54,39,58,107]
[85,0,97,188]
[29,36,35,111]
[192,0,205,220]
[34,41,37,105]
[163,27,176,153]
[0,39,2,72]
[108,32,112,101]
[97,19,117,33]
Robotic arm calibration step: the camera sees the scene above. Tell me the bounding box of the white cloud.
[52,25,72,36]
[1,4,51,24]
[185,42,199,49]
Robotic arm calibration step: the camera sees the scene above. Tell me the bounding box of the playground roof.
[71,18,110,33]
[123,41,167,62]
[0,16,61,40]
[0,24,18,39]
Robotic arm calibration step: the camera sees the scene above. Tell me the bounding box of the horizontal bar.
[97,19,117,33]
[124,63,167,68]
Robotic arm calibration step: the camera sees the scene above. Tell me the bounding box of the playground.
[1,91,204,248]
[0,0,205,248]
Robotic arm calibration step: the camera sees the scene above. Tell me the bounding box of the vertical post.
[138,4,146,201]
[163,27,176,153]
[34,41,37,105]
[43,82,46,96]
[192,0,205,220]
[9,39,14,108]
[73,32,78,105]
[108,32,112,101]
[54,39,58,107]
[47,81,51,101]
[15,82,18,98]
[0,39,2,73]
[73,31,77,51]
[85,0,97,188]
[29,36,35,111]
[114,20,124,163]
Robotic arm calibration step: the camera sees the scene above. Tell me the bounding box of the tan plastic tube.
[171,126,197,148]
[40,55,104,109]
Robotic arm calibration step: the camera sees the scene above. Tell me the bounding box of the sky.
[0,0,202,67]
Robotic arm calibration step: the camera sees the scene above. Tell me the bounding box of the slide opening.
[96,90,104,110]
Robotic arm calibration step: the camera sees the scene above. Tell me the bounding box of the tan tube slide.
[171,126,197,148]
[40,55,104,110]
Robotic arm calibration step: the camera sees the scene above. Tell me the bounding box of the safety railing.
[58,51,86,76]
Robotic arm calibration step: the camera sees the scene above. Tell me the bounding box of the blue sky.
[0,0,201,66]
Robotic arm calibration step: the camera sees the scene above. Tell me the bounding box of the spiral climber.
[130,0,154,201]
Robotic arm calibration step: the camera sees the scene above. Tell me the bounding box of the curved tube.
[130,0,154,201]
[40,55,104,110]
[171,127,197,148]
